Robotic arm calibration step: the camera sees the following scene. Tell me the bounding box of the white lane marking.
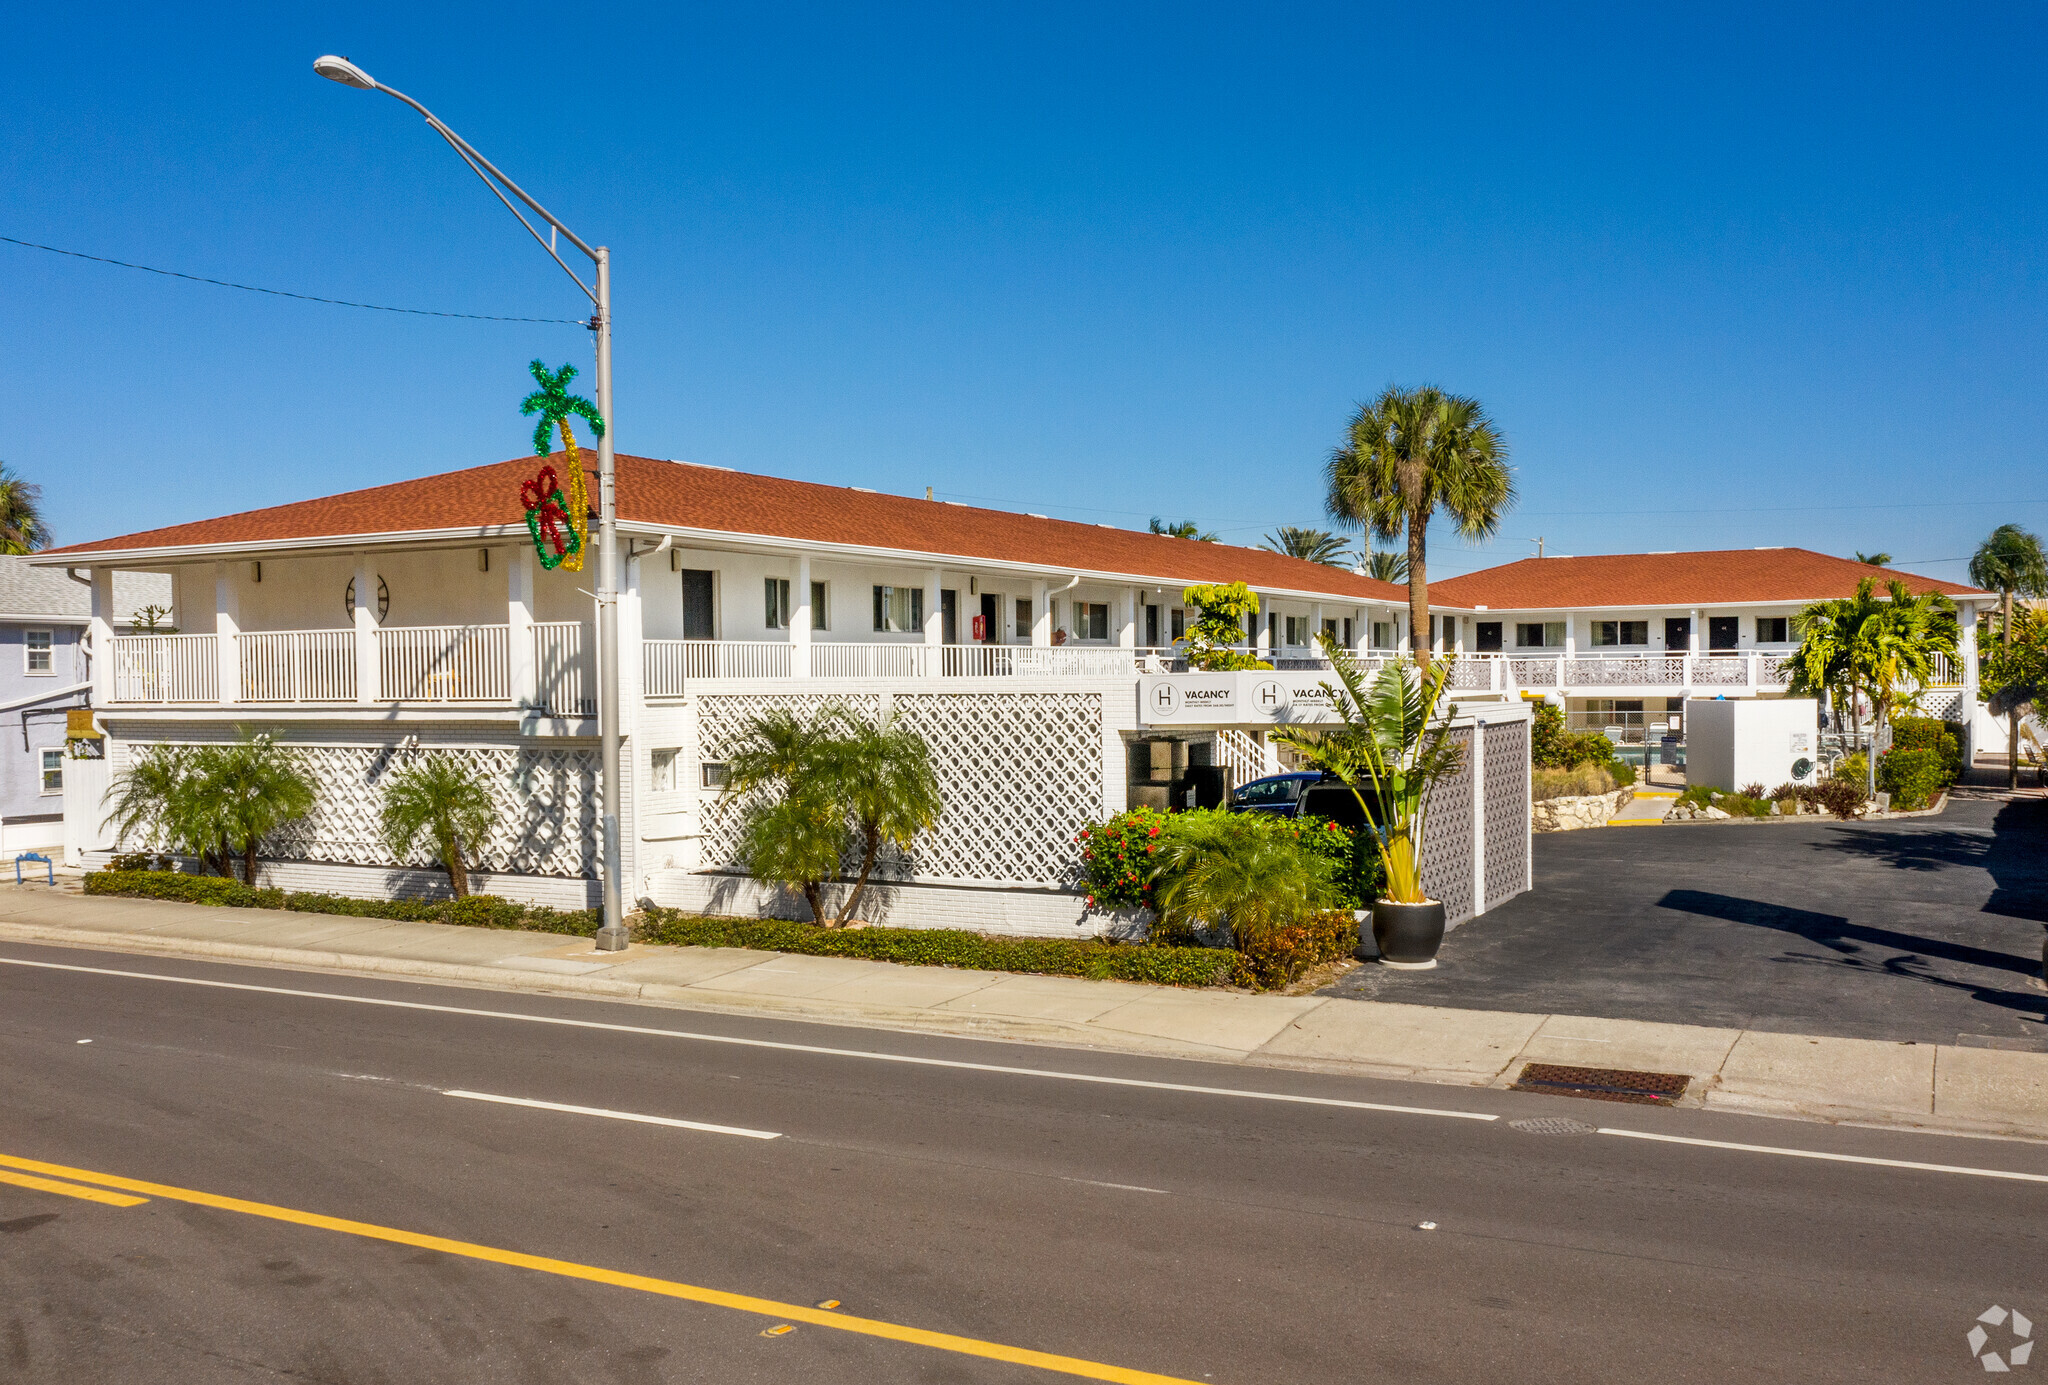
[444,1089,781,1140]
[0,956,1497,1123]
[1060,1177,1167,1194]
[1598,1128,2048,1184]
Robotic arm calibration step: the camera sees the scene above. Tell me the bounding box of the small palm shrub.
[103,733,315,883]
[1151,809,1335,952]
[380,755,499,898]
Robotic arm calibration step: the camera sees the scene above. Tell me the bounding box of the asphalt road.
[3,940,2045,1383]
[1331,793,2048,1046]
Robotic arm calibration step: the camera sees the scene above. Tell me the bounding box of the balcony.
[108,622,593,716]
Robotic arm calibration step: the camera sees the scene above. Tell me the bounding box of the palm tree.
[519,360,605,574]
[1149,517,1217,542]
[189,735,317,885]
[1363,549,1409,584]
[1272,637,1464,905]
[1261,527,1351,567]
[103,745,206,869]
[1853,551,1893,567]
[0,462,50,553]
[826,707,942,924]
[381,756,499,898]
[723,707,847,923]
[1326,386,1514,669]
[1790,578,1959,795]
[1969,524,2048,788]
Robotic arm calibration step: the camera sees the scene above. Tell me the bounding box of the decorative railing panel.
[110,634,219,704]
[377,625,509,702]
[1564,656,1686,687]
[1687,656,1749,686]
[533,622,594,717]
[239,631,357,702]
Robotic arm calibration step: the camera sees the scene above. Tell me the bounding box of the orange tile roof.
[1428,548,1988,609]
[43,451,1412,603]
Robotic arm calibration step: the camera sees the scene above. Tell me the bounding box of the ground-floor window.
[40,748,62,795]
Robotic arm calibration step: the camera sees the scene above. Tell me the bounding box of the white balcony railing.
[533,621,594,717]
[110,633,219,703]
[378,624,509,702]
[240,630,357,702]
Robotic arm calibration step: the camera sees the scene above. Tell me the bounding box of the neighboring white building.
[41,449,1534,933]
[1424,548,1988,745]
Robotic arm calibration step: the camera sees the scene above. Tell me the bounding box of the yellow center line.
[0,1150,1200,1385]
[0,1166,149,1207]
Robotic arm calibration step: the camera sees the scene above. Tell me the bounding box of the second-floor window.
[873,585,923,633]
[1072,603,1109,641]
[24,629,52,674]
[1516,622,1566,649]
[1014,598,1032,639]
[1756,617,1789,643]
[1284,615,1309,646]
[1591,620,1648,647]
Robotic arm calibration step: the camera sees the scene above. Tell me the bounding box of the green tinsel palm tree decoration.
[519,360,605,574]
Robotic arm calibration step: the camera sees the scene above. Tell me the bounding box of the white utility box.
[1683,698,1821,792]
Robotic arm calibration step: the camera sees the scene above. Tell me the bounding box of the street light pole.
[314,55,630,950]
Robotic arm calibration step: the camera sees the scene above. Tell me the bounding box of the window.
[1234,777,1301,806]
[1372,620,1397,650]
[811,581,828,631]
[700,761,731,790]
[1073,602,1109,640]
[873,585,923,633]
[1015,597,1032,639]
[1171,607,1186,642]
[1144,604,1160,647]
[24,629,52,675]
[650,748,679,793]
[1756,616,1788,643]
[1591,620,1648,647]
[1323,618,1338,642]
[1476,621,1502,651]
[39,748,62,795]
[765,578,791,629]
[1516,621,1566,648]
[1284,615,1309,646]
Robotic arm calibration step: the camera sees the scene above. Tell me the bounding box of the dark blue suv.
[1230,771,1372,829]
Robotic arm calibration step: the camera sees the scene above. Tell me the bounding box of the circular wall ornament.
[345,576,391,622]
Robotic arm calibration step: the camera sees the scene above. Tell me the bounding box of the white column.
[923,566,944,678]
[621,551,645,732]
[1352,606,1366,652]
[1959,600,1979,706]
[213,562,239,705]
[1119,586,1137,649]
[1471,710,1488,914]
[1311,601,1325,654]
[1563,612,1577,658]
[1031,579,1050,646]
[508,544,537,710]
[88,569,115,706]
[353,553,380,703]
[1685,607,1700,691]
[791,553,813,678]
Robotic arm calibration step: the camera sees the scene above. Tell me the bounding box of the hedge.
[1878,747,1947,811]
[636,910,1236,987]
[83,870,600,937]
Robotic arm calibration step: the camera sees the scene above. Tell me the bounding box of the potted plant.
[1274,635,1465,968]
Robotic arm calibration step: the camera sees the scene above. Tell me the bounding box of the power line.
[0,234,585,324]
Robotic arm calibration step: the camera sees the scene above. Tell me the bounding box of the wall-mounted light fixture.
[478,548,490,573]
[251,562,262,583]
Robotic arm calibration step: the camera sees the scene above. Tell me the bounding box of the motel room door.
[1664,617,1691,653]
[979,593,1000,643]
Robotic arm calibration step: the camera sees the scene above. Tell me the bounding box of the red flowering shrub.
[1077,806,1172,910]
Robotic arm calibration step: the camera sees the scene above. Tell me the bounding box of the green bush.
[1076,806,1170,910]
[1805,779,1868,819]
[1889,717,1962,786]
[1608,759,1637,788]
[1834,751,1868,787]
[1530,703,1623,771]
[1878,747,1946,810]
[1281,815,1383,909]
[1230,909,1359,991]
[1532,765,1618,800]
[636,911,1235,987]
[85,869,599,934]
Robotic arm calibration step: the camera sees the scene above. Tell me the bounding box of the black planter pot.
[1372,899,1446,969]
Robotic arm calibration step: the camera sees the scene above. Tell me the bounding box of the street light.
[314,55,630,951]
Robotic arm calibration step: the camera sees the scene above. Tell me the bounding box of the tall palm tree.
[1853,551,1893,567]
[1362,549,1409,584]
[1969,524,2048,788]
[381,756,499,898]
[0,462,50,554]
[1790,578,1959,795]
[1326,386,1514,669]
[1261,527,1351,567]
[519,360,605,574]
[1149,517,1217,542]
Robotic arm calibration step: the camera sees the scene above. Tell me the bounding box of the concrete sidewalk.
[2,884,2045,1141]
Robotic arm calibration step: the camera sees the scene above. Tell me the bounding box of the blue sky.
[3,3,2043,581]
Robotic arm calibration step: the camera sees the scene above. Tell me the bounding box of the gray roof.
[0,557,171,623]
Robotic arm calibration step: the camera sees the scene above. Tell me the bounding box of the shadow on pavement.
[1803,799,2048,924]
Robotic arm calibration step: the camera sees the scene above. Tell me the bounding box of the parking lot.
[1326,792,2048,1047]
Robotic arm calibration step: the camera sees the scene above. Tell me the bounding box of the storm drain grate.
[1510,1064,1689,1105]
[1508,1117,1597,1135]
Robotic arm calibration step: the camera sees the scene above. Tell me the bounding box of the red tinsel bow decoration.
[520,464,580,569]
